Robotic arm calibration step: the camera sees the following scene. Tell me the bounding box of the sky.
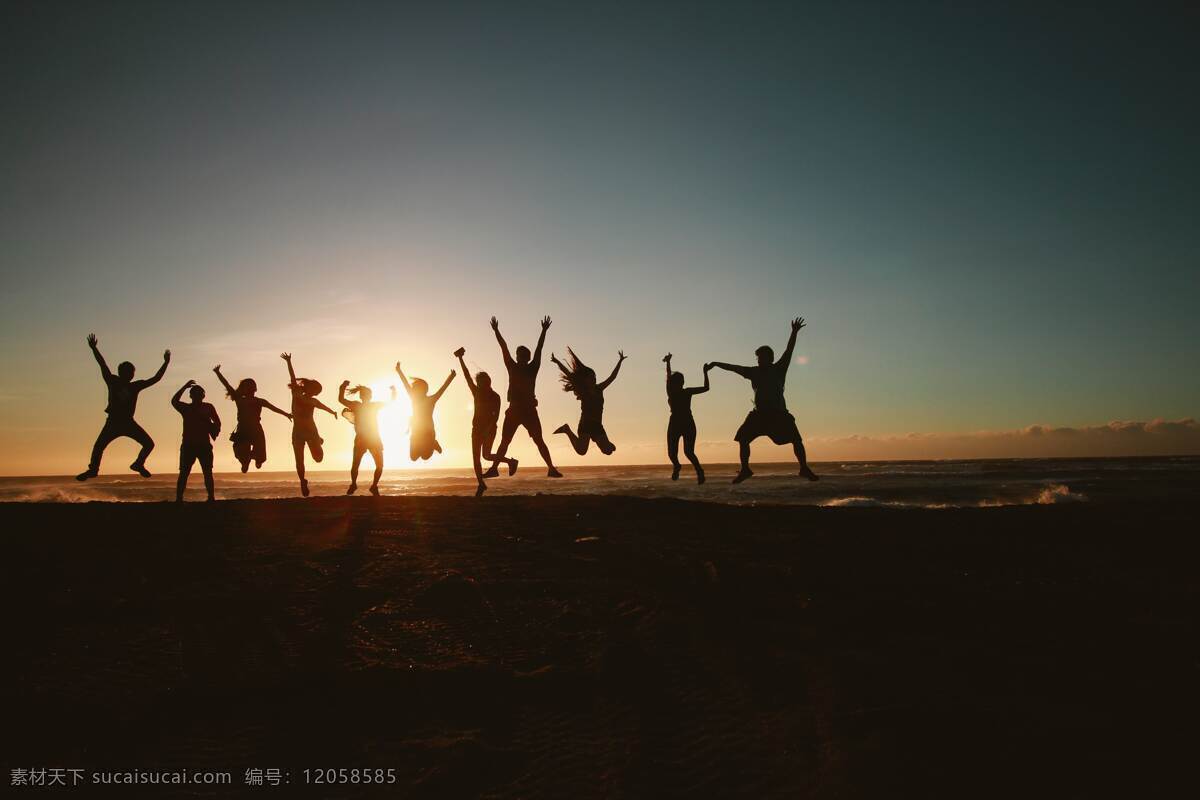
[1,1,1197,476]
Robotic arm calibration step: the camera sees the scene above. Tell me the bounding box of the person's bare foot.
[346,483,357,495]
[130,462,151,478]
[300,479,310,497]
[475,481,487,497]
[696,468,706,485]
[508,458,519,476]
[240,462,250,474]
[671,465,681,481]
[800,466,819,482]
[482,465,500,478]
[369,484,380,496]
[547,468,563,478]
[553,424,570,435]
[75,469,97,482]
[732,468,753,484]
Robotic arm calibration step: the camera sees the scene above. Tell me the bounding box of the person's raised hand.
[617,350,626,361]
[450,369,457,378]
[212,364,221,373]
[340,379,350,389]
[704,362,713,372]
[663,353,672,363]
[791,317,806,333]
[454,347,466,358]
[490,316,499,331]
[281,352,291,361]
[163,349,171,362]
[87,333,98,349]
[541,315,552,330]
[183,379,196,388]
[395,361,402,373]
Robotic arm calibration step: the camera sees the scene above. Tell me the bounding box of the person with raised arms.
[454,347,518,496]
[77,333,170,481]
[663,353,711,483]
[339,380,395,496]
[707,317,819,484]
[488,315,562,478]
[281,352,338,497]
[213,365,292,473]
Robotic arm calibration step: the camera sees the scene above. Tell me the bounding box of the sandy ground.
[3,497,1197,798]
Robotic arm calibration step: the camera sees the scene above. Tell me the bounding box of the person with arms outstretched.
[454,347,517,496]
[663,353,710,483]
[708,317,818,484]
[489,316,562,477]
[550,348,625,456]
[281,352,338,496]
[396,361,455,461]
[340,380,395,495]
[213,365,292,472]
[171,380,221,502]
[77,333,170,480]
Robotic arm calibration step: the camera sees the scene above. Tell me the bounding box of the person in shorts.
[487,315,562,478]
[455,347,517,496]
[708,317,819,484]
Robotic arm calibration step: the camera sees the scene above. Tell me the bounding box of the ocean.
[2,456,1197,506]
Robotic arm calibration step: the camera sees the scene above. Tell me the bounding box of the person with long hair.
[663,353,710,483]
[339,380,395,496]
[395,361,455,461]
[213,365,292,472]
[77,333,170,480]
[455,347,517,496]
[281,352,338,496]
[550,347,626,456]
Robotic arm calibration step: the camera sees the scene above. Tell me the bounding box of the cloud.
[805,419,1200,460]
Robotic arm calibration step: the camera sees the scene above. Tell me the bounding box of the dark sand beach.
[4,497,1197,797]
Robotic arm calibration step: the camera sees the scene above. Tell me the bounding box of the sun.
[369,380,413,458]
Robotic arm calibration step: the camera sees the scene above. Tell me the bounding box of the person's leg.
[128,422,155,477]
[348,443,364,493]
[667,418,683,479]
[176,448,193,502]
[234,434,251,473]
[487,412,520,476]
[525,412,562,476]
[554,423,589,455]
[481,426,515,477]
[683,421,704,483]
[369,446,384,494]
[80,421,120,478]
[733,440,753,483]
[793,437,819,481]
[253,427,266,470]
[470,430,487,495]
[293,440,309,496]
[200,449,215,500]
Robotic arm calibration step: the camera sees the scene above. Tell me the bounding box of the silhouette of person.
[171,380,220,502]
[340,380,395,496]
[708,317,819,484]
[489,316,563,477]
[663,353,710,483]
[455,347,518,496]
[213,365,292,472]
[77,334,170,481]
[550,348,625,456]
[396,361,455,461]
[281,352,338,496]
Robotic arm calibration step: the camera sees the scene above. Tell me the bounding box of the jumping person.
[77,333,170,480]
[395,361,455,461]
[281,352,338,496]
[708,317,818,484]
[489,316,562,478]
[550,348,626,456]
[455,347,517,496]
[339,380,395,496]
[170,380,220,502]
[663,353,710,483]
[213,365,292,472]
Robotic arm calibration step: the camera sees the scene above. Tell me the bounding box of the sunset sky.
[2,2,1197,476]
